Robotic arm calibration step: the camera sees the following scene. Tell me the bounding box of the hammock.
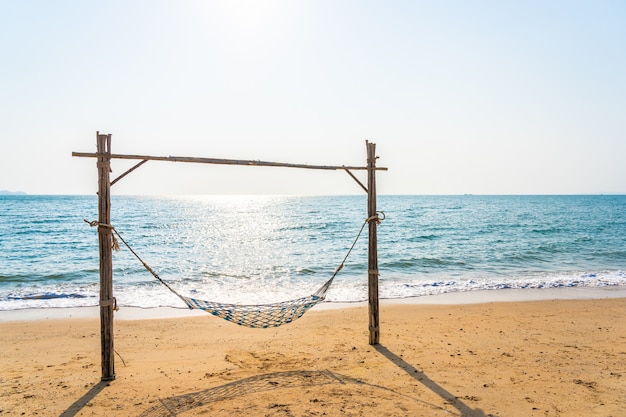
[88,215,379,328]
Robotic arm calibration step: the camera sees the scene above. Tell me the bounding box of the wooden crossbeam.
[72,152,388,172]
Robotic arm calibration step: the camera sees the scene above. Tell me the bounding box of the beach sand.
[1,297,625,416]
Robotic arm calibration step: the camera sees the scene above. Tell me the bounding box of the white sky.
[1,0,625,195]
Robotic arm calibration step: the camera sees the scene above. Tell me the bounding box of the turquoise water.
[1,194,625,310]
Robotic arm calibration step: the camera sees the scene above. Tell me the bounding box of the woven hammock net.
[183,294,322,328]
[178,275,335,328]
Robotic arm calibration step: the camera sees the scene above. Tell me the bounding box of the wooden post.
[97,132,115,381]
[367,141,380,345]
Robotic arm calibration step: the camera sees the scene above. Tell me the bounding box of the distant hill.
[0,190,27,195]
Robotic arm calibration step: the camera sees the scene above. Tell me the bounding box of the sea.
[1,194,625,311]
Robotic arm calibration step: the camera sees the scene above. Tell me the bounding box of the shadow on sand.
[375,344,492,417]
[58,349,493,416]
[59,380,110,417]
[137,369,450,416]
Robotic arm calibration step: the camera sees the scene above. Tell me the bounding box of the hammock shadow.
[58,380,109,417]
[136,369,447,417]
[374,344,491,417]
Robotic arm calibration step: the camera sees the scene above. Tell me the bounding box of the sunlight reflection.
[167,195,330,304]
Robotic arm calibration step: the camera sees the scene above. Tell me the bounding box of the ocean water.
[1,194,625,310]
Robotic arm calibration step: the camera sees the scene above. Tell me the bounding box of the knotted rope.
[85,220,120,251]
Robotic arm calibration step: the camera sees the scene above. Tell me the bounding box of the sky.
[1,0,625,195]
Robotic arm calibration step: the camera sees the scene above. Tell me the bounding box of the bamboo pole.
[97,132,115,381]
[110,159,148,186]
[367,141,380,345]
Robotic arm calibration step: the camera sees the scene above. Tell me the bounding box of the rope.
[85,220,120,251]
[366,211,385,225]
[85,219,192,307]
[313,215,372,297]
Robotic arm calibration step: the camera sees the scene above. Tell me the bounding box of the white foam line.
[313,286,626,309]
[1,286,625,322]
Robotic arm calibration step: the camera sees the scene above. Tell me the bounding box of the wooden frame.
[73,132,387,381]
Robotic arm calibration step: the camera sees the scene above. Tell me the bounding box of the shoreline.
[1,285,625,322]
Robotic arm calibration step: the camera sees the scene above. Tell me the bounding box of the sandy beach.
[1,293,625,416]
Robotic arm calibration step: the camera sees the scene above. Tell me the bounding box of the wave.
[0,271,97,284]
[7,292,93,300]
[405,234,439,242]
[381,257,467,270]
[1,270,625,310]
